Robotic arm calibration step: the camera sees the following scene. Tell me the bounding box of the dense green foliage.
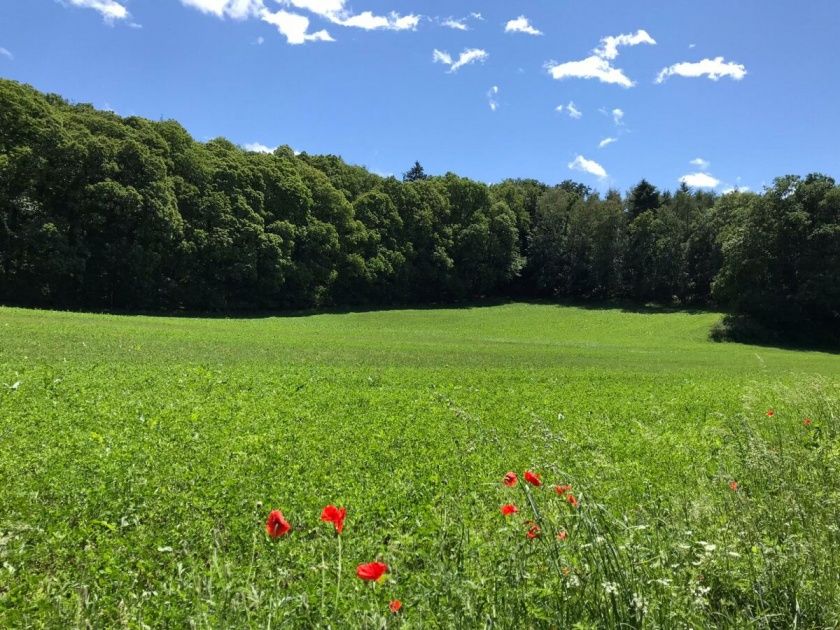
[1,79,838,337]
[1,304,839,627]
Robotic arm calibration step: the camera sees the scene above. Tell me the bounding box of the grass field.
[1,303,839,628]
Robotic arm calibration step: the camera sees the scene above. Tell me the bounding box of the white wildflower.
[631,593,648,613]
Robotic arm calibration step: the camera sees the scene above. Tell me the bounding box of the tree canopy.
[0,79,837,340]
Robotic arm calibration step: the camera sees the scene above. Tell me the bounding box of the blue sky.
[1,1,838,193]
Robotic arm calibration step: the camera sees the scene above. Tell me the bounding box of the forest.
[1,79,838,340]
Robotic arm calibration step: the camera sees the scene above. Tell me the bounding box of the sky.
[1,1,839,194]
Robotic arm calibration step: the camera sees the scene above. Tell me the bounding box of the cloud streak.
[547,55,634,88]
[65,0,130,22]
[433,48,488,73]
[657,57,747,83]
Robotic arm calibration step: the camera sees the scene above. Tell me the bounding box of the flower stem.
[334,534,343,611]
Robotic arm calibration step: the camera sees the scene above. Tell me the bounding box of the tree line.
[1,79,837,341]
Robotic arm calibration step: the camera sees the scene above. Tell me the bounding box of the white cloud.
[180,0,418,43]
[594,29,656,60]
[260,9,334,44]
[546,29,654,88]
[0,47,12,60]
[439,12,483,31]
[680,172,720,188]
[690,157,710,169]
[546,55,634,88]
[722,185,751,194]
[599,137,617,149]
[282,0,419,31]
[556,101,582,119]
[179,0,263,19]
[332,11,419,31]
[244,142,277,153]
[612,108,624,125]
[65,0,129,22]
[505,16,542,36]
[569,155,607,179]
[433,48,488,73]
[656,57,747,83]
[442,17,467,31]
[283,0,343,14]
[487,85,500,111]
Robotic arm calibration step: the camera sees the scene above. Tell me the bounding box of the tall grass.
[1,305,839,627]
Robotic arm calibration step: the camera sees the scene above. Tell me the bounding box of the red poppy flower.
[503,471,518,487]
[526,522,541,539]
[729,481,739,492]
[554,484,572,496]
[320,505,347,534]
[389,600,402,614]
[566,493,579,508]
[766,409,775,417]
[803,417,813,427]
[524,471,542,487]
[356,562,388,582]
[557,530,568,541]
[500,503,518,516]
[265,510,291,538]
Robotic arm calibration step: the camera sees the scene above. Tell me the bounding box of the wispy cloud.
[487,85,500,111]
[556,101,582,119]
[569,155,607,179]
[612,108,624,125]
[690,157,710,169]
[656,57,747,83]
[441,17,468,31]
[330,11,419,31]
[179,0,262,20]
[64,0,130,22]
[440,13,482,31]
[599,137,617,149]
[433,48,488,73]
[179,0,419,45]
[283,0,419,32]
[0,47,12,60]
[505,16,542,36]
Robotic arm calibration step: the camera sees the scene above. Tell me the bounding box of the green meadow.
[1,304,839,628]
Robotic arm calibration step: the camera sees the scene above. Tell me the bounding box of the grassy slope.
[1,304,838,627]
